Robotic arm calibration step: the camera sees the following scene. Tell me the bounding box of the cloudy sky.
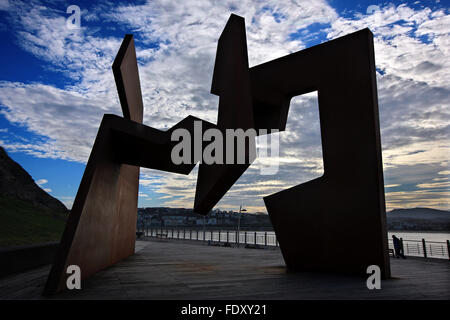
[0,0,448,212]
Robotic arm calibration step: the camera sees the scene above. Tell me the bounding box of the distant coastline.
[137,207,450,232]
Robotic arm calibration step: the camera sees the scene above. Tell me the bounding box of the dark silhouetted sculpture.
[44,14,390,295]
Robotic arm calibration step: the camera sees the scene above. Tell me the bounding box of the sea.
[387,231,450,242]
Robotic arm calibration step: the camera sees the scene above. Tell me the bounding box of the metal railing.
[140,227,450,260]
[388,238,450,259]
[142,227,279,247]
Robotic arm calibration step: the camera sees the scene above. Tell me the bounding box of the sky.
[0,0,448,212]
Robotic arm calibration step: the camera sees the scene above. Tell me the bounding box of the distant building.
[137,207,273,230]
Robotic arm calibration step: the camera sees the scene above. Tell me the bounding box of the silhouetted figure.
[392,235,406,259]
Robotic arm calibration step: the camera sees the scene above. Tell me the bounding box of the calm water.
[388,231,450,242]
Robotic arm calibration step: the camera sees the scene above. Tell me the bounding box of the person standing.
[392,235,406,259]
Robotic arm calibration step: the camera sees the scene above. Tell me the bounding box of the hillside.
[0,146,68,247]
[0,146,67,213]
[0,196,66,247]
[387,208,450,231]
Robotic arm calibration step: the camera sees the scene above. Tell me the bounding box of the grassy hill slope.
[0,196,66,247]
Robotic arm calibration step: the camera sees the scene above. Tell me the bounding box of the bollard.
[422,239,427,258]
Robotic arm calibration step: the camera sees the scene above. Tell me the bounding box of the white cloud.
[35,178,47,185]
[417,181,450,188]
[0,0,9,11]
[0,1,449,212]
[328,4,450,87]
[386,189,449,210]
[58,196,74,209]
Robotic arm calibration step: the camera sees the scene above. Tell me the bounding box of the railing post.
[227,231,229,244]
[219,230,221,243]
[400,237,404,255]
[254,232,257,245]
[265,232,267,246]
[245,231,247,245]
[447,240,450,260]
[422,239,427,258]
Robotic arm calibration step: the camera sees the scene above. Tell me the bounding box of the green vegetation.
[0,196,67,248]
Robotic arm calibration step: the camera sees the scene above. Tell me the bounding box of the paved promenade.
[1,239,449,299]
